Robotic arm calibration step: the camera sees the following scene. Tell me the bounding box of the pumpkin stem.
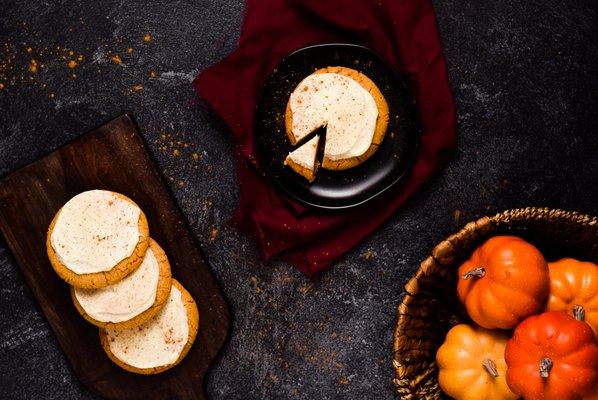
[539,357,553,378]
[482,358,499,378]
[462,267,486,280]
[573,305,585,321]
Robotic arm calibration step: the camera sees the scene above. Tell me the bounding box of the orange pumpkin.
[457,235,549,329]
[436,324,518,400]
[505,311,598,400]
[545,258,598,340]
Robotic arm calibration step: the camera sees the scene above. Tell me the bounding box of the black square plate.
[254,43,420,209]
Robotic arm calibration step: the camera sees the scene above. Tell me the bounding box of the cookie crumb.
[362,248,375,261]
[209,226,219,241]
[453,209,462,224]
[298,283,313,295]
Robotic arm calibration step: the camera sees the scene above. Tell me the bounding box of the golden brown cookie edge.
[99,279,200,375]
[283,154,318,182]
[71,238,172,330]
[46,192,150,289]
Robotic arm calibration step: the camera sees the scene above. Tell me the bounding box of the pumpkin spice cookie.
[99,279,199,375]
[47,190,150,289]
[71,238,172,330]
[285,66,389,175]
[284,134,320,182]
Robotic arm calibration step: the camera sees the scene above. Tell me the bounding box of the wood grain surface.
[0,114,230,400]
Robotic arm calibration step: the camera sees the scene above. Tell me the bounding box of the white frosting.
[286,135,319,170]
[289,72,378,161]
[106,285,189,369]
[50,190,143,274]
[73,245,160,323]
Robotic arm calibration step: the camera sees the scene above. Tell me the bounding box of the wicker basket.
[392,207,598,399]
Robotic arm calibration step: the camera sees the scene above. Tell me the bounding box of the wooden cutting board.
[0,114,230,399]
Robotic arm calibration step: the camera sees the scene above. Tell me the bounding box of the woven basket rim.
[392,207,597,396]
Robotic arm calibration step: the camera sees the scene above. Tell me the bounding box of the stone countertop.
[0,0,596,399]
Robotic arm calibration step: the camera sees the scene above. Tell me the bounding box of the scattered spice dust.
[0,32,95,96]
[154,131,203,172]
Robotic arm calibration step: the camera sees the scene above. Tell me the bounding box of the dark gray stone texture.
[0,0,596,399]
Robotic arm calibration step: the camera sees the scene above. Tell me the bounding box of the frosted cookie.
[284,134,320,182]
[71,239,172,330]
[47,190,150,288]
[99,279,199,375]
[285,66,389,172]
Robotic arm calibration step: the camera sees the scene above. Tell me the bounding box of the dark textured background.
[0,1,596,399]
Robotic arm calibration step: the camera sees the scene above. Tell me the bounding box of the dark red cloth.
[193,0,455,276]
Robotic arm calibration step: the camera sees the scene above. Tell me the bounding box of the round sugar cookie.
[99,279,199,375]
[71,238,172,330]
[47,190,150,289]
[285,66,389,171]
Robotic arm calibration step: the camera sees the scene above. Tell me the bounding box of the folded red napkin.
[193,0,455,276]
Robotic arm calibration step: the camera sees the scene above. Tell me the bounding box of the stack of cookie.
[46,190,199,374]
